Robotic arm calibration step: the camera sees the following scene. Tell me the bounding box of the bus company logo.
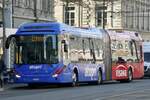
[116,65,127,77]
[29,65,42,70]
[116,65,126,69]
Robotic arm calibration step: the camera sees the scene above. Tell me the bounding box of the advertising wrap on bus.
[5,22,144,86]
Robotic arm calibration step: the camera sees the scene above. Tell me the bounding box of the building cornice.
[13,15,55,22]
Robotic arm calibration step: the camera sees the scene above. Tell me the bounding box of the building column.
[3,0,13,28]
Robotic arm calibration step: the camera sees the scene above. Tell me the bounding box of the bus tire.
[120,69,133,83]
[127,69,133,82]
[72,70,78,87]
[97,70,103,85]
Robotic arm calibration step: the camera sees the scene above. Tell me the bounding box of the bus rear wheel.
[97,71,103,85]
[119,69,133,83]
[127,69,133,82]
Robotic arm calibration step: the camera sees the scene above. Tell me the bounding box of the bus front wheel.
[72,71,78,86]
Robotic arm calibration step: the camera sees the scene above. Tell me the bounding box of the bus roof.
[106,29,142,41]
[16,22,104,38]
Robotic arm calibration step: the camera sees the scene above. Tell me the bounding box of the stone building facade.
[121,0,150,41]
[54,0,122,28]
[0,0,55,28]
[0,0,55,55]
[54,0,97,27]
[54,0,150,41]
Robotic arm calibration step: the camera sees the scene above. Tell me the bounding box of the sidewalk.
[0,88,4,91]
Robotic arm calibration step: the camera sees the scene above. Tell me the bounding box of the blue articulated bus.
[5,22,112,86]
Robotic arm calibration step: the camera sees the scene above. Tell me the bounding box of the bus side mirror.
[64,44,68,52]
[61,40,68,52]
[5,35,15,49]
[5,39,10,49]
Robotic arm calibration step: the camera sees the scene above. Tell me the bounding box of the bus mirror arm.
[5,36,13,49]
[5,35,16,49]
[61,40,68,52]
[64,44,68,52]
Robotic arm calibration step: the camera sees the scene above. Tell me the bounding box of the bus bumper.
[13,73,72,84]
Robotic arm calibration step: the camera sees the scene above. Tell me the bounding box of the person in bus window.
[117,57,125,63]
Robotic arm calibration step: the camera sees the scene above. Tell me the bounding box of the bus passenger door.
[5,36,17,71]
[61,39,70,65]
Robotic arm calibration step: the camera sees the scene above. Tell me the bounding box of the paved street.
[0,78,150,100]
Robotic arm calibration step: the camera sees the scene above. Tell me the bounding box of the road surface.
[0,78,150,100]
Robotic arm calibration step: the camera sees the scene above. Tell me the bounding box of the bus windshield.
[144,52,150,62]
[15,35,58,64]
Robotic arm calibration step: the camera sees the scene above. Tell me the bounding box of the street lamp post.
[2,0,6,55]
[2,0,12,56]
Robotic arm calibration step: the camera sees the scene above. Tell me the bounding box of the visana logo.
[29,65,42,70]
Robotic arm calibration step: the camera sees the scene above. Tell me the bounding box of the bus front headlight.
[52,74,58,78]
[16,74,21,78]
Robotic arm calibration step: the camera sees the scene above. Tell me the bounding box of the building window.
[103,12,107,26]
[142,10,145,30]
[95,6,107,27]
[131,6,134,28]
[65,6,75,26]
[137,7,139,29]
[14,0,33,9]
[42,0,50,12]
[96,11,102,26]
[14,0,20,7]
[147,10,149,31]
[24,0,30,8]
[36,0,42,10]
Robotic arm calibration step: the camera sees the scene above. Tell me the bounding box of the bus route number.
[116,70,127,77]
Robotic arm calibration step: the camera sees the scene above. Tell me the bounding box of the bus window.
[118,43,123,49]
[125,41,129,50]
[140,45,143,59]
[82,39,85,55]
[129,41,134,56]
[14,35,58,64]
[46,36,58,63]
[88,38,92,57]
[89,39,96,63]
[84,38,90,62]
[129,40,139,62]
[70,35,78,62]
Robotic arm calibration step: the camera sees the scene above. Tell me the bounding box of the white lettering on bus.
[85,68,96,77]
[116,70,127,77]
[29,65,42,70]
